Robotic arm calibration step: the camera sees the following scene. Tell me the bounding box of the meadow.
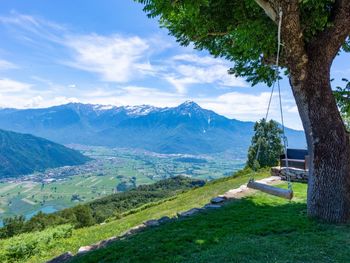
[0,169,268,262]
[0,146,244,221]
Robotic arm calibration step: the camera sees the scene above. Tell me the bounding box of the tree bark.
[254,0,350,222]
[290,57,350,223]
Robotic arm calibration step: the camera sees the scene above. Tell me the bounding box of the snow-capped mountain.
[0,101,306,155]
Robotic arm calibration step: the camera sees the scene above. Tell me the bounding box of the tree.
[1,215,25,238]
[72,205,95,228]
[334,78,350,130]
[247,119,283,169]
[136,0,350,222]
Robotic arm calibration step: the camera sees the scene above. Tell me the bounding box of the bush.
[0,224,73,262]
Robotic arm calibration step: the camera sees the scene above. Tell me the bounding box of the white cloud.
[196,92,303,130]
[0,12,66,43]
[164,54,247,93]
[0,78,32,92]
[0,59,18,70]
[77,86,186,107]
[64,34,153,83]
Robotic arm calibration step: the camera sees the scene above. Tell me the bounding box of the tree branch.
[278,1,308,80]
[255,0,277,23]
[308,0,350,64]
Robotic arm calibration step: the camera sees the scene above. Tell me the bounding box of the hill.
[0,170,348,263]
[0,176,206,238]
[0,101,306,155]
[0,129,90,178]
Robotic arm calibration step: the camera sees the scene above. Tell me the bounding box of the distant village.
[0,157,121,184]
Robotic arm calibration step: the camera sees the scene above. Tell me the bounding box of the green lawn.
[71,183,350,263]
[0,170,268,263]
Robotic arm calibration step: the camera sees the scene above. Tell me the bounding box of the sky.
[0,0,349,130]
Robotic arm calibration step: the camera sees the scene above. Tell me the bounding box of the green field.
[72,182,350,263]
[0,169,269,263]
[3,170,347,263]
[0,147,244,220]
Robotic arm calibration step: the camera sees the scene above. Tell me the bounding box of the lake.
[0,205,58,227]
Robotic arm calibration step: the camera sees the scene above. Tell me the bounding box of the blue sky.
[0,0,349,130]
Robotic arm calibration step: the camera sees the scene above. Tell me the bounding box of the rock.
[46,252,73,263]
[210,196,226,204]
[204,204,222,209]
[120,224,147,237]
[158,216,171,224]
[78,245,95,255]
[98,236,118,247]
[178,208,203,217]
[144,219,160,227]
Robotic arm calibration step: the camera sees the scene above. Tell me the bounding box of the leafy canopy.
[246,118,283,169]
[136,0,350,86]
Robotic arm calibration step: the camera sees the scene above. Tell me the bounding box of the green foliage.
[0,216,25,238]
[71,205,95,228]
[136,0,349,85]
[0,129,90,178]
[246,119,283,169]
[0,224,72,263]
[343,37,350,52]
[334,78,350,130]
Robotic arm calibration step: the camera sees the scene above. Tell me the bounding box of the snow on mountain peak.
[124,105,159,116]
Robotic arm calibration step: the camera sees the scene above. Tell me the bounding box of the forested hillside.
[0,129,90,178]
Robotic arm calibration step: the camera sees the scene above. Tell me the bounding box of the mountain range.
[0,129,90,178]
[0,101,306,156]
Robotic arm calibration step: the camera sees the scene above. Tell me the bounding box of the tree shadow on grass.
[70,194,350,263]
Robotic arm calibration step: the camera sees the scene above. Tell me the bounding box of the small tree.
[72,205,95,228]
[1,215,25,238]
[247,119,283,169]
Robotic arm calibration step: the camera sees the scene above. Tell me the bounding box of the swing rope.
[250,7,292,191]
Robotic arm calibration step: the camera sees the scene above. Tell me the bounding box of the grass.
[0,169,268,263]
[71,183,350,263]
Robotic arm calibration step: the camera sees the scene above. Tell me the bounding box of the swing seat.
[247,180,293,200]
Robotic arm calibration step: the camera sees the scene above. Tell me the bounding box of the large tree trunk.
[253,0,350,223]
[290,57,350,223]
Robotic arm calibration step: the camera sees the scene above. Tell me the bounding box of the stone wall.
[271,166,308,183]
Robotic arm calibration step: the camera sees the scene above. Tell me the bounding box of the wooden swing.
[247,179,293,200]
[246,8,294,200]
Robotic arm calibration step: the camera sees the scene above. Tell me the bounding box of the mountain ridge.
[0,101,306,155]
[0,129,91,178]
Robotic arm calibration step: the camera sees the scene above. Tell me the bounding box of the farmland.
[0,146,245,222]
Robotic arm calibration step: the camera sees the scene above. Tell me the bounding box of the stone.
[98,236,118,247]
[210,196,226,204]
[144,219,160,227]
[178,208,203,217]
[77,245,95,255]
[158,216,171,224]
[46,252,73,263]
[120,224,147,237]
[272,167,308,182]
[204,204,222,209]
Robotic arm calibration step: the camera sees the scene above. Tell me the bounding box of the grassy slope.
[0,170,268,262]
[72,183,350,263]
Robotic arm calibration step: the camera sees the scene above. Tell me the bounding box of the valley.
[0,146,244,224]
